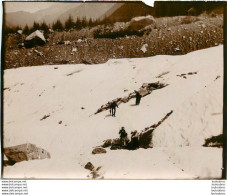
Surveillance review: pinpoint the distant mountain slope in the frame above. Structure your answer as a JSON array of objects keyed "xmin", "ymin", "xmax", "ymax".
[
  {"xmin": 106, "ymin": 1, "xmax": 224, "ymax": 22},
  {"xmin": 106, "ymin": 2, "xmax": 155, "ymax": 22},
  {"xmin": 35, "ymin": 3, "xmax": 82, "ymax": 24},
  {"xmin": 5, "ymin": 3, "xmax": 82, "ymax": 27},
  {"xmin": 5, "ymin": 2, "xmax": 122, "ymax": 27},
  {"xmin": 58, "ymin": 3, "xmax": 124, "ymax": 23},
  {"xmin": 5, "ymin": 11, "xmax": 35, "ymax": 27},
  {"xmin": 5, "ymin": 2, "xmax": 224, "ymax": 28}
]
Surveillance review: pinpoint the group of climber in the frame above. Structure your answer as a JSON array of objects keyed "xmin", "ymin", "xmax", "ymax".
[
  {"xmin": 109, "ymin": 90, "xmax": 142, "ymax": 117},
  {"xmin": 118, "ymin": 127, "xmax": 140, "ymax": 150}
]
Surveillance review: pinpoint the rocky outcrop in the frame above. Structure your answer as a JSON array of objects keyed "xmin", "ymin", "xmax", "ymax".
[
  {"xmin": 101, "ymin": 110, "xmax": 173, "ymax": 150},
  {"xmin": 24, "ymin": 30, "xmax": 46, "ymax": 48},
  {"xmin": 128, "ymin": 15, "xmax": 156, "ymax": 31},
  {"xmin": 84, "ymin": 162, "xmax": 94, "ymax": 171},
  {"xmin": 177, "ymin": 72, "xmax": 197, "ymax": 79},
  {"xmin": 4, "ymin": 143, "xmax": 51, "ymax": 164},
  {"xmin": 203, "ymin": 134, "xmax": 223, "ymax": 148},
  {"xmin": 92, "ymin": 147, "xmax": 107, "ymax": 154},
  {"xmin": 95, "ymin": 82, "xmax": 167, "ymax": 114}
]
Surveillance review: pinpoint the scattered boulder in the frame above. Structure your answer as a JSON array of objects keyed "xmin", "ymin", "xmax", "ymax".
[
  {"xmin": 138, "ymin": 129, "xmax": 154, "ymax": 149},
  {"xmin": 187, "ymin": 7, "xmax": 197, "ymax": 16},
  {"xmin": 64, "ymin": 41, "xmax": 71, "ymax": 45},
  {"xmin": 24, "ymin": 30, "xmax": 46, "ymax": 48},
  {"xmin": 102, "ymin": 139, "xmax": 112, "ymax": 148},
  {"xmin": 92, "ymin": 147, "xmax": 107, "ymax": 154},
  {"xmin": 215, "ymin": 75, "xmax": 221, "ymax": 81},
  {"xmin": 203, "ymin": 134, "xmax": 223, "ymax": 148},
  {"xmin": 82, "ymin": 59, "xmax": 92, "ymax": 65},
  {"xmin": 57, "ymin": 41, "xmax": 65, "ymax": 45},
  {"xmin": 18, "ymin": 43, "xmax": 25, "ymax": 49},
  {"xmin": 17, "ymin": 30, "xmax": 23, "ymax": 35},
  {"xmin": 72, "ymin": 48, "xmax": 77, "ymax": 52},
  {"xmin": 174, "ymin": 47, "xmax": 182, "ymax": 52},
  {"xmin": 4, "ymin": 143, "xmax": 51, "ymax": 164},
  {"xmin": 177, "ymin": 72, "xmax": 197, "ymax": 78},
  {"xmin": 34, "ymin": 50, "xmax": 43, "ymax": 56},
  {"xmin": 141, "ymin": 44, "xmax": 148, "ymax": 53},
  {"xmin": 40, "ymin": 114, "xmax": 50, "ymax": 121},
  {"xmin": 49, "ymin": 29, "xmax": 54, "ymax": 33},
  {"xmin": 85, "ymin": 162, "xmax": 94, "ymax": 171},
  {"xmin": 77, "ymin": 39, "xmax": 83, "ymax": 43},
  {"xmin": 128, "ymin": 15, "xmax": 155, "ymax": 31}
]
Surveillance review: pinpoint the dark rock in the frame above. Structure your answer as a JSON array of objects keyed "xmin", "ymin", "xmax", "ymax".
[
  {"xmin": 100, "ymin": 110, "xmax": 173, "ymax": 150},
  {"xmin": 138, "ymin": 129, "xmax": 154, "ymax": 149},
  {"xmin": 57, "ymin": 41, "xmax": 65, "ymax": 45},
  {"xmin": 110, "ymin": 145, "xmax": 124, "ymax": 150},
  {"xmin": 102, "ymin": 139, "xmax": 112, "ymax": 148},
  {"xmin": 92, "ymin": 148, "xmax": 107, "ymax": 154},
  {"xmin": 58, "ymin": 121, "xmax": 62, "ymax": 124},
  {"xmin": 18, "ymin": 43, "xmax": 25, "ymax": 49},
  {"xmin": 95, "ymin": 82, "xmax": 167, "ymax": 114},
  {"xmin": 121, "ymin": 97, "xmax": 128, "ymax": 103},
  {"xmin": 61, "ymin": 60, "xmax": 70, "ymax": 64},
  {"xmin": 24, "ymin": 30, "xmax": 46, "ymax": 48},
  {"xmin": 203, "ymin": 134, "xmax": 223, "ymax": 148},
  {"xmin": 85, "ymin": 162, "xmax": 94, "ymax": 171},
  {"xmin": 4, "ymin": 143, "xmax": 51, "ymax": 164},
  {"xmin": 40, "ymin": 115, "xmax": 50, "ymax": 121},
  {"xmin": 187, "ymin": 7, "xmax": 197, "ymax": 16},
  {"xmin": 138, "ymin": 88, "xmax": 150, "ymax": 97},
  {"xmin": 82, "ymin": 59, "xmax": 92, "ymax": 65}
]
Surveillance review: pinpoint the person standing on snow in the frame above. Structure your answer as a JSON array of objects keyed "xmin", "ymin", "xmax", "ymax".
[
  {"xmin": 119, "ymin": 127, "xmax": 128, "ymax": 146},
  {"xmin": 109, "ymin": 101, "xmax": 118, "ymax": 117},
  {"xmin": 135, "ymin": 91, "xmax": 142, "ymax": 105}
]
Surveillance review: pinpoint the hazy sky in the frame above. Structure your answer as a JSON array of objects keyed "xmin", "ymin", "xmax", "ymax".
[{"xmin": 4, "ymin": 2, "xmax": 55, "ymax": 13}]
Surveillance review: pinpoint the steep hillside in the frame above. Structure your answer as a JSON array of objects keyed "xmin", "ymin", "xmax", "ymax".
[
  {"xmin": 5, "ymin": 3, "xmax": 82, "ymax": 27},
  {"xmin": 4, "ymin": 11, "xmax": 35, "ymax": 27},
  {"xmin": 58, "ymin": 3, "xmax": 124, "ymax": 23},
  {"xmin": 107, "ymin": 2, "xmax": 155, "ymax": 22},
  {"xmin": 3, "ymin": 46, "xmax": 223, "ymax": 179}
]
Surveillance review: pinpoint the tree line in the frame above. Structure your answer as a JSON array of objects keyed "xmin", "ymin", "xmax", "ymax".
[{"xmin": 4, "ymin": 15, "xmax": 116, "ymax": 35}]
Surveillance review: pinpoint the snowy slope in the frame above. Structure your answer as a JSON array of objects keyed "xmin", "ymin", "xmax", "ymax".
[{"xmin": 3, "ymin": 46, "xmax": 223, "ymax": 179}]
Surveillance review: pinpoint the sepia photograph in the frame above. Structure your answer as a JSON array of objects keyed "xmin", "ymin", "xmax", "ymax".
[{"xmin": 1, "ymin": 1, "xmax": 224, "ymax": 179}]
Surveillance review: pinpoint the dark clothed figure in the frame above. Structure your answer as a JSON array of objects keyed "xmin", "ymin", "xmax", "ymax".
[
  {"xmin": 110, "ymin": 101, "xmax": 118, "ymax": 117},
  {"xmin": 135, "ymin": 91, "xmax": 142, "ymax": 105},
  {"xmin": 119, "ymin": 127, "xmax": 128, "ymax": 146}
]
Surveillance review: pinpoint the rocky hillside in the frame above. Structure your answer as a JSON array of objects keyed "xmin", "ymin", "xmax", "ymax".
[{"xmin": 3, "ymin": 14, "xmax": 223, "ymax": 69}]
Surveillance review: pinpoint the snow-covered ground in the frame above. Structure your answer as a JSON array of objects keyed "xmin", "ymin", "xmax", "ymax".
[{"xmin": 3, "ymin": 46, "xmax": 223, "ymax": 179}]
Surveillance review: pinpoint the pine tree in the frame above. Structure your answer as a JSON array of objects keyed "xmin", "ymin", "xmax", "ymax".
[
  {"xmin": 81, "ymin": 16, "xmax": 87, "ymax": 28},
  {"xmin": 65, "ymin": 15, "xmax": 75, "ymax": 30},
  {"xmin": 31, "ymin": 21, "xmax": 40, "ymax": 32},
  {"xmin": 75, "ymin": 17, "xmax": 82, "ymax": 30},
  {"xmin": 88, "ymin": 18, "xmax": 93, "ymax": 27},
  {"xmin": 40, "ymin": 21, "xmax": 49, "ymax": 34},
  {"xmin": 23, "ymin": 25, "xmax": 30, "ymax": 35},
  {"xmin": 52, "ymin": 20, "xmax": 64, "ymax": 31}
]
